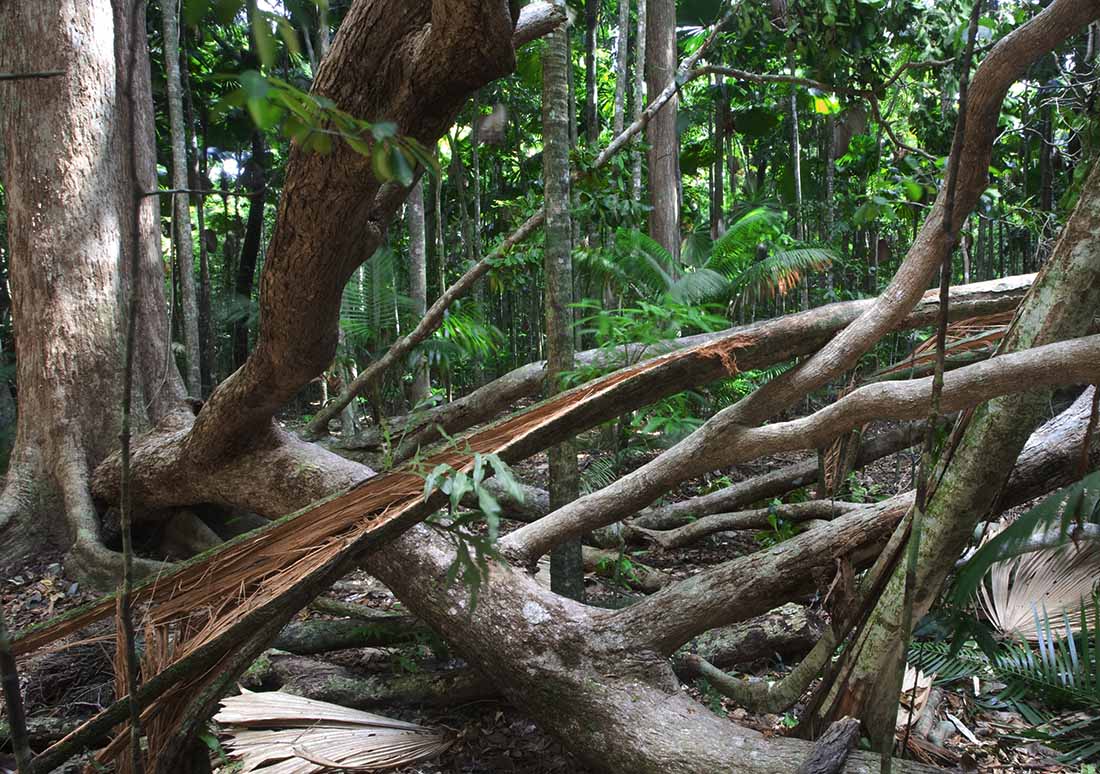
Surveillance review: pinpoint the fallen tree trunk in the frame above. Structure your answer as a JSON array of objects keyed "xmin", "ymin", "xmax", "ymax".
[
  {"xmin": 636, "ymin": 501, "xmax": 863, "ymax": 550},
  {"xmin": 272, "ymin": 614, "xmax": 422, "ymax": 654},
  {"xmin": 253, "ymin": 653, "xmax": 494, "ymax": 708},
  {"xmin": 674, "ymin": 604, "xmax": 825, "ymax": 673},
  {"xmin": 627, "ymin": 418, "xmax": 935, "ymax": 534},
  {"xmin": 339, "ymin": 278, "xmax": 1030, "ymax": 463}
]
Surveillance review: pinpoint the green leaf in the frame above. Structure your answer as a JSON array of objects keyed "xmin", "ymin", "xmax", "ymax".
[
  {"xmin": 423, "ymin": 463, "xmax": 452, "ymax": 501},
  {"xmin": 183, "ymin": 0, "xmax": 211, "ymax": 26},
  {"xmin": 251, "ymin": 8, "xmax": 277, "ymax": 69},
  {"xmin": 214, "ymin": 0, "xmax": 243, "ymax": 24},
  {"xmin": 273, "ymin": 17, "xmax": 301, "ymax": 57},
  {"xmin": 487, "ymin": 455, "xmax": 525, "ymax": 503},
  {"xmin": 448, "ymin": 470, "xmax": 472, "ymax": 511}
]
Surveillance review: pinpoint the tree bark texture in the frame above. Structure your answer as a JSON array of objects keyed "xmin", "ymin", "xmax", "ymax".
[
  {"xmin": 822, "ymin": 156, "xmax": 1100, "ymax": 739},
  {"xmin": 645, "ymin": 0, "xmax": 679, "ymax": 258},
  {"xmin": 0, "ymin": 0, "xmax": 188, "ymax": 579},
  {"xmin": 543, "ymin": 1, "xmax": 584, "ymax": 600},
  {"xmin": 161, "ymin": 0, "xmax": 203, "ymax": 395},
  {"xmin": 406, "ymin": 180, "xmax": 431, "ymax": 405}
]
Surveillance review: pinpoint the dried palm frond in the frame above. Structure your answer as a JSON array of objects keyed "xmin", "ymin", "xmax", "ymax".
[
  {"xmin": 896, "ymin": 663, "xmax": 935, "ymax": 730},
  {"xmin": 872, "ymin": 312, "xmax": 1012, "ymax": 380},
  {"xmin": 976, "ymin": 524, "xmax": 1100, "ymax": 641},
  {"xmin": 214, "ymin": 690, "xmax": 452, "ymax": 773}
]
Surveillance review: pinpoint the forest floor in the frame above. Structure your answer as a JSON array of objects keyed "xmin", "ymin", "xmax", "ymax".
[{"xmin": 0, "ymin": 424, "xmax": 1087, "ymax": 773}]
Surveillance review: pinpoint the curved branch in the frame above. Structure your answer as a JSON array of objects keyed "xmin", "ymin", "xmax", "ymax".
[
  {"xmin": 186, "ymin": 0, "xmax": 520, "ymax": 458},
  {"xmin": 636, "ymin": 501, "xmax": 862, "ymax": 550},
  {"xmin": 499, "ymin": 0, "xmax": 1100, "ymax": 566},
  {"xmin": 503, "ymin": 333, "xmax": 1100, "ymax": 563},
  {"xmin": 303, "ymin": 5, "xmax": 739, "ymax": 437}
]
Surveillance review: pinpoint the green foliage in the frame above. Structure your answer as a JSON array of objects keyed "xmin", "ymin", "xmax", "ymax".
[
  {"xmin": 754, "ymin": 500, "xmax": 802, "ymax": 548},
  {"xmin": 594, "ymin": 551, "xmax": 641, "ymax": 590},
  {"xmin": 845, "ymin": 473, "xmax": 885, "ymax": 504},
  {"xmin": 420, "ymin": 452, "xmax": 524, "ymax": 610},
  {"xmin": 608, "ymin": 207, "xmax": 834, "ymax": 308}
]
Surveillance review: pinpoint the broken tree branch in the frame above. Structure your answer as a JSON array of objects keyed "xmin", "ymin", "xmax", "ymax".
[{"xmin": 503, "ymin": 333, "xmax": 1100, "ymax": 563}]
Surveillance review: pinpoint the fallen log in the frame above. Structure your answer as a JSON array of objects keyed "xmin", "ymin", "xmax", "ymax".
[
  {"xmin": 674, "ymin": 604, "xmax": 825, "ymax": 673},
  {"xmin": 338, "ymin": 277, "xmax": 1031, "ymax": 463},
  {"xmin": 273, "ymin": 614, "xmax": 423, "ymax": 655},
  {"xmin": 254, "ymin": 652, "xmax": 494, "ymax": 708},
  {"xmin": 636, "ymin": 501, "xmax": 862, "ymax": 550},
  {"xmin": 796, "ymin": 717, "xmax": 861, "ymax": 774}
]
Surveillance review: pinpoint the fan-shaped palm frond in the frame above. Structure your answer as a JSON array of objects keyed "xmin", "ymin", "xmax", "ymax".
[
  {"xmin": 214, "ymin": 690, "xmax": 452, "ymax": 773},
  {"xmin": 976, "ymin": 528, "xmax": 1100, "ymax": 641},
  {"xmin": 955, "ymin": 470, "xmax": 1100, "ymax": 606}
]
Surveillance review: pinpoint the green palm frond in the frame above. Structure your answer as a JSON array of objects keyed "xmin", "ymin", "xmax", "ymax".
[
  {"xmin": 666, "ymin": 267, "xmax": 731, "ymax": 304},
  {"xmin": 731, "ymin": 247, "xmax": 835, "ymax": 303},
  {"xmin": 419, "ymin": 302, "xmax": 504, "ymax": 371},
  {"xmin": 989, "ymin": 597, "xmax": 1100, "ymax": 719},
  {"xmin": 709, "ymin": 206, "xmax": 783, "ymax": 275},
  {"xmin": 954, "ymin": 470, "xmax": 1100, "ymax": 606},
  {"xmin": 581, "ymin": 456, "xmax": 619, "ymax": 495},
  {"xmin": 613, "ymin": 228, "xmax": 682, "ymax": 296},
  {"xmin": 340, "ymin": 248, "xmax": 415, "ymax": 348}
]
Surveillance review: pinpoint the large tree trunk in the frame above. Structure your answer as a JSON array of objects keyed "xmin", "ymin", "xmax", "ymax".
[
  {"xmin": 645, "ymin": 0, "xmax": 679, "ymax": 258},
  {"xmin": 10, "ymin": 2, "xmax": 1100, "ymax": 773},
  {"xmin": 543, "ymin": 0, "xmax": 584, "ymax": 600},
  {"xmin": 0, "ymin": 0, "xmax": 188, "ymax": 581}
]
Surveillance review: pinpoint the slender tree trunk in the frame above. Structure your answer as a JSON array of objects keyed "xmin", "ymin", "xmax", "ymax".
[
  {"xmin": 645, "ymin": 0, "xmax": 679, "ymax": 259},
  {"xmin": 407, "ymin": 180, "xmax": 431, "ymax": 405},
  {"xmin": 162, "ymin": 0, "xmax": 202, "ymax": 395},
  {"xmin": 711, "ymin": 74, "xmax": 726, "ymax": 239},
  {"xmin": 585, "ymin": 0, "xmax": 601, "ymax": 145},
  {"xmin": 232, "ymin": 130, "xmax": 266, "ymax": 369},
  {"xmin": 788, "ymin": 71, "xmax": 806, "ymax": 309},
  {"xmin": 612, "ymin": 0, "xmax": 630, "ymax": 137},
  {"xmin": 543, "ymin": 0, "xmax": 584, "ymax": 601},
  {"xmin": 182, "ymin": 41, "xmax": 214, "ymax": 396},
  {"xmin": 631, "ymin": 0, "xmax": 646, "ymax": 201},
  {"xmin": 823, "ymin": 113, "xmax": 836, "ymax": 297}
]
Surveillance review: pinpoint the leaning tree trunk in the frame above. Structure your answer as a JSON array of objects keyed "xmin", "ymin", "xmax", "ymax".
[
  {"xmin": 818, "ymin": 157, "xmax": 1100, "ymax": 742},
  {"xmin": 645, "ymin": 0, "xmax": 678, "ymax": 258},
  {"xmin": 543, "ymin": 0, "xmax": 584, "ymax": 600},
  {"xmin": 0, "ymin": 0, "xmax": 188, "ymax": 582}
]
